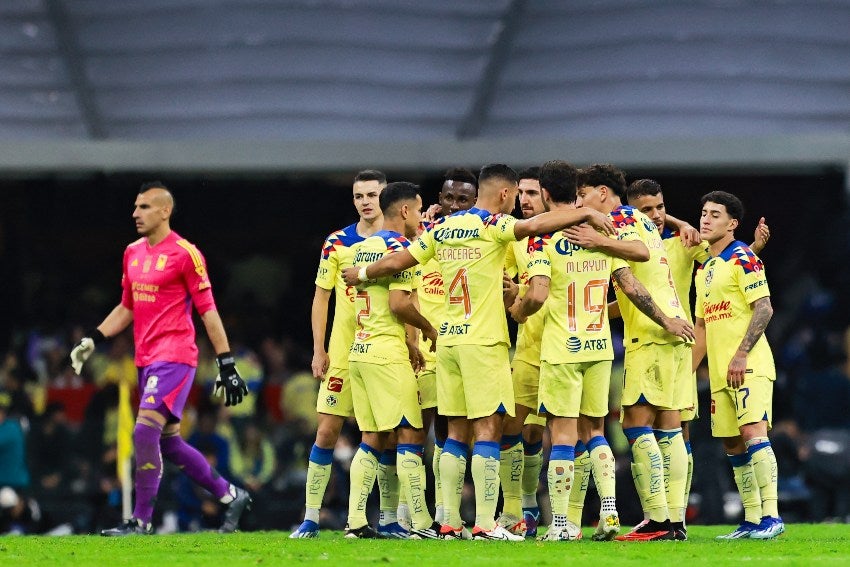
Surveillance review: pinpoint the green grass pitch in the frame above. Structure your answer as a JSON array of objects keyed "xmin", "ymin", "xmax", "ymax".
[{"xmin": 2, "ymin": 525, "xmax": 849, "ymax": 566}]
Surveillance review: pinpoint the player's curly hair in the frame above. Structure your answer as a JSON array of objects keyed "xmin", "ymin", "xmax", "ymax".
[
  {"xmin": 539, "ymin": 161, "xmax": 578, "ymax": 204},
  {"xmin": 577, "ymin": 164, "xmax": 627, "ymax": 198}
]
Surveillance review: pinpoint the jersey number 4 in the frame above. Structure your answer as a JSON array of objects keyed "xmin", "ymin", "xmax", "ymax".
[{"xmin": 448, "ymin": 268, "xmax": 472, "ymax": 319}]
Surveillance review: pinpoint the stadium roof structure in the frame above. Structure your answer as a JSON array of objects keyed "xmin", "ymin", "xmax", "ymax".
[{"xmin": 0, "ymin": 0, "xmax": 849, "ymax": 176}]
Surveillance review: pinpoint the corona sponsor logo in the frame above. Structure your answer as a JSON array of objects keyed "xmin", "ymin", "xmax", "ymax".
[{"xmin": 433, "ymin": 227, "xmax": 480, "ymax": 242}]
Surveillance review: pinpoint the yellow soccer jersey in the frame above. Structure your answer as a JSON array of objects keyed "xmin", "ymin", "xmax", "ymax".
[
  {"xmin": 410, "ymin": 207, "xmax": 518, "ymax": 347},
  {"xmin": 695, "ymin": 240, "xmax": 775, "ymax": 393},
  {"xmin": 506, "ymin": 238, "xmax": 546, "ymax": 366},
  {"xmin": 415, "ymin": 254, "xmax": 444, "ymax": 365},
  {"xmin": 661, "ymin": 226, "xmax": 710, "ymax": 323},
  {"xmin": 315, "ymin": 222, "xmax": 366, "ymax": 368},
  {"xmin": 348, "ymin": 231, "xmax": 416, "ymax": 365},
  {"xmin": 609, "ymin": 206, "xmax": 689, "ymax": 351},
  {"xmin": 527, "ymin": 232, "xmax": 614, "ymax": 364}
]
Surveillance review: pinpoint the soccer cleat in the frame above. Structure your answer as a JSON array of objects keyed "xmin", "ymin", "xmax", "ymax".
[
  {"xmin": 471, "ymin": 524, "xmax": 525, "ymax": 541},
  {"xmin": 496, "ymin": 513, "xmax": 527, "ymax": 537},
  {"xmin": 615, "ymin": 519, "xmax": 675, "ymax": 541},
  {"xmin": 522, "ymin": 507, "xmax": 541, "ymax": 538},
  {"xmin": 410, "ymin": 521, "xmax": 443, "ymax": 540},
  {"xmin": 672, "ymin": 521, "xmax": 687, "ymax": 541},
  {"xmin": 715, "ymin": 521, "xmax": 763, "ymax": 540},
  {"xmin": 377, "ymin": 521, "xmax": 410, "ymax": 539},
  {"xmin": 219, "ymin": 487, "xmax": 252, "ymax": 533},
  {"xmin": 344, "ymin": 524, "xmax": 384, "ymax": 538},
  {"xmin": 749, "ymin": 516, "xmax": 785, "ymax": 540},
  {"xmin": 289, "ymin": 519, "xmax": 320, "ymax": 539},
  {"xmin": 438, "ymin": 523, "xmax": 464, "ymax": 540},
  {"xmin": 592, "ymin": 512, "xmax": 621, "ymax": 541},
  {"xmin": 538, "ymin": 522, "xmax": 582, "ymax": 541},
  {"xmin": 101, "ymin": 518, "xmax": 153, "ymax": 537}
]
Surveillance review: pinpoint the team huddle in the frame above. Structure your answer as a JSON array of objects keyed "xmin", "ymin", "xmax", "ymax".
[{"xmin": 292, "ymin": 161, "xmax": 784, "ymax": 542}]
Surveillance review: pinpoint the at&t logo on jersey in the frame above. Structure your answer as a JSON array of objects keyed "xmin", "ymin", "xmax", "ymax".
[{"xmin": 566, "ymin": 337, "xmax": 609, "ymax": 353}]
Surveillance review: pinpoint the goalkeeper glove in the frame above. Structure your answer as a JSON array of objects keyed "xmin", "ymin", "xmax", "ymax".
[
  {"xmin": 214, "ymin": 353, "xmax": 248, "ymax": 407},
  {"xmin": 70, "ymin": 329, "xmax": 106, "ymax": 375}
]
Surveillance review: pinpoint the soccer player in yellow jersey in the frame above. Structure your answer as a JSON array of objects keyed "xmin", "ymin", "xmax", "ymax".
[
  {"xmin": 626, "ymin": 179, "xmax": 770, "ymax": 536},
  {"xmin": 565, "ymin": 164, "xmax": 695, "ymax": 541},
  {"xmin": 415, "ymin": 168, "xmax": 478, "ymax": 525},
  {"xmin": 345, "ymin": 182, "xmax": 443, "ymax": 539},
  {"xmin": 343, "ymin": 163, "xmax": 615, "ymax": 541},
  {"xmin": 514, "ymin": 161, "xmax": 685, "ymax": 541},
  {"xmin": 290, "ymin": 170, "xmax": 385, "ymax": 539},
  {"xmin": 692, "ymin": 191, "xmax": 783, "ymax": 540},
  {"xmin": 498, "ymin": 167, "xmax": 550, "ymax": 537}
]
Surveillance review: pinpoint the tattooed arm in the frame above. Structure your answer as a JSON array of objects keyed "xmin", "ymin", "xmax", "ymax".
[
  {"xmin": 727, "ymin": 296, "xmax": 773, "ymax": 388},
  {"xmin": 612, "ymin": 267, "xmax": 695, "ymax": 341}
]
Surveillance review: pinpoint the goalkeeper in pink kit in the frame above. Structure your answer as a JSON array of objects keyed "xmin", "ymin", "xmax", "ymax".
[{"xmin": 70, "ymin": 181, "xmax": 251, "ymax": 535}]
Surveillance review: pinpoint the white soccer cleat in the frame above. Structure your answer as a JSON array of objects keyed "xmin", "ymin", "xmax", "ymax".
[
  {"xmin": 496, "ymin": 513, "xmax": 527, "ymax": 537},
  {"xmin": 538, "ymin": 521, "xmax": 582, "ymax": 541},
  {"xmin": 592, "ymin": 512, "xmax": 621, "ymax": 541},
  {"xmin": 471, "ymin": 524, "xmax": 525, "ymax": 541}
]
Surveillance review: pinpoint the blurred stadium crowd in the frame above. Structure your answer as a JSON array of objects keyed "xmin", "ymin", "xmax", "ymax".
[{"xmin": 1, "ymin": 303, "xmax": 849, "ymax": 534}]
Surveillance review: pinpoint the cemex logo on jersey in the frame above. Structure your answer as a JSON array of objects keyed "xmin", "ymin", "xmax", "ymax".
[{"xmin": 327, "ymin": 376, "xmax": 344, "ymax": 393}]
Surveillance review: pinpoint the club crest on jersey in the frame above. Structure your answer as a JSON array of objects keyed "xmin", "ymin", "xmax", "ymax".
[{"xmin": 155, "ymin": 254, "xmax": 168, "ymax": 271}]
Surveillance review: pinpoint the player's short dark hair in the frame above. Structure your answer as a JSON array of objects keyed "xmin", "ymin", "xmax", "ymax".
[
  {"xmin": 478, "ymin": 163, "xmax": 518, "ymax": 186},
  {"xmin": 626, "ymin": 179, "xmax": 663, "ymax": 202},
  {"xmin": 517, "ymin": 166, "xmax": 540, "ymax": 181},
  {"xmin": 139, "ymin": 180, "xmax": 175, "ymax": 215},
  {"xmin": 539, "ymin": 160, "xmax": 578, "ymax": 204},
  {"xmin": 139, "ymin": 180, "xmax": 169, "ymax": 194},
  {"xmin": 354, "ymin": 169, "xmax": 387, "ymax": 184},
  {"xmin": 577, "ymin": 164, "xmax": 627, "ymax": 198},
  {"xmin": 443, "ymin": 167, "xmax": 478, "ymax": 188},
  {"xmin": 380, "ymin": 181, "xmax": 420, "ymax": 215},
  {"xmin": 701, "ymin": 190, "xmax": 745, "ymax": 222}
]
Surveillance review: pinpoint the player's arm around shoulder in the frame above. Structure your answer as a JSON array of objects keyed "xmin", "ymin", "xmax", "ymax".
[
  {"xmin": 513, "ymin": 208, "xmax": 614, "ymax": 240},
  {"xmin": 563, "ymin": 226, "xmax": 650, "ymax": 261}
]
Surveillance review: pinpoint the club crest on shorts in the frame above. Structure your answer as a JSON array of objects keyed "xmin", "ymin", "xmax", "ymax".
[{"xmin": 325, "ymin": 395, "xmax": 338, "ymax": 407}]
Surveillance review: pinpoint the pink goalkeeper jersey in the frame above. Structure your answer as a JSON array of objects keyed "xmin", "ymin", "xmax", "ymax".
[{"xmin": 120, "ymin": 231, "xmax": 217, "ymax": 367}]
